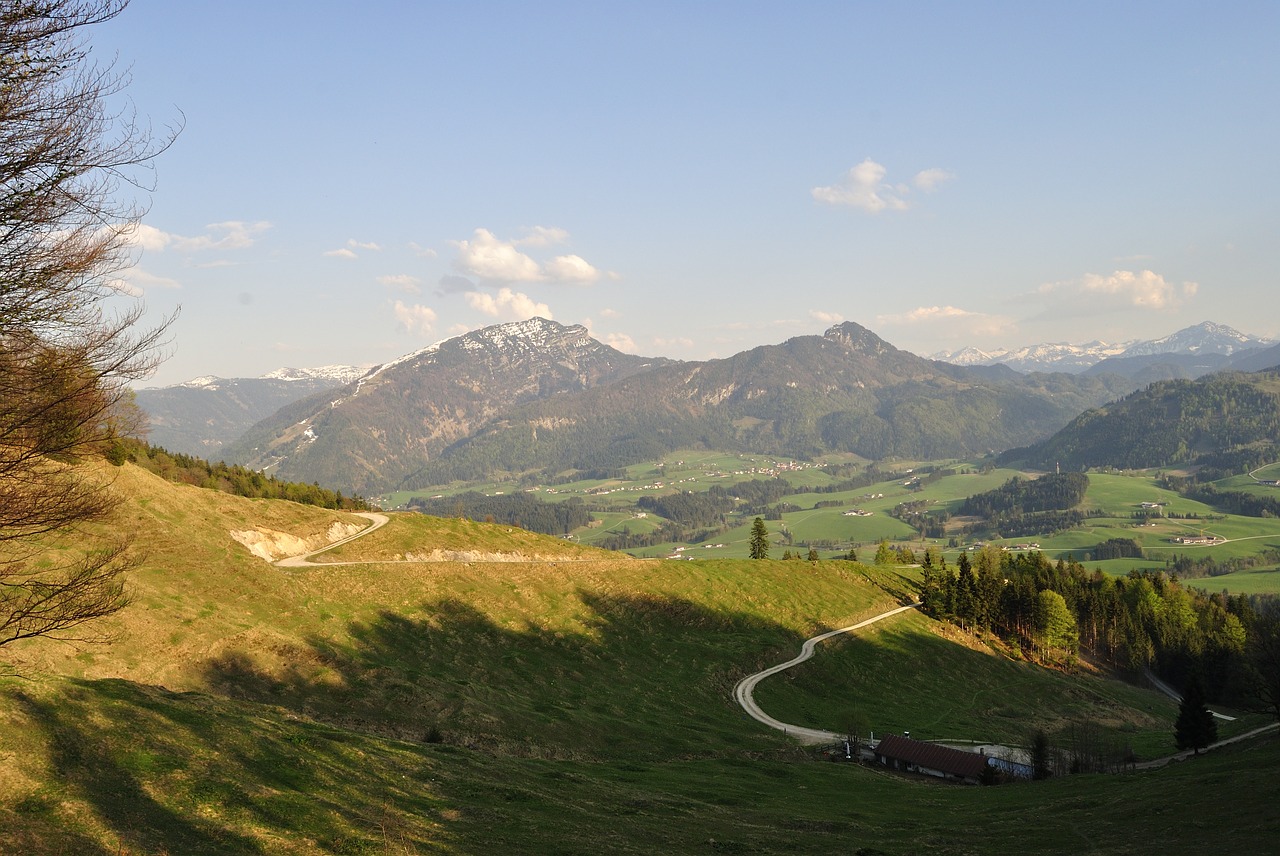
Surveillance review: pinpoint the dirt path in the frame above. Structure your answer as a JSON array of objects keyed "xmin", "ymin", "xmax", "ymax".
[
  {"xmin": 732, "ymin": 603, "xmax": 919, "ymax": 744},
  {"xmin": 275, "ymin": 512, "xmax": 389, "ymax": 567}
]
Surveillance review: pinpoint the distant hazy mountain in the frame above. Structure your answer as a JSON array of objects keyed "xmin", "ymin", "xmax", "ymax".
[
  {"xmin": 931, "ymin": 322, "xmax": 1272, "ymax": 375},
  {"xmin": 134, "ymin": 365, "xmax": 369, "ymax": 457},
  {"xmin": 224, "ymin": 318, "xmax": 1138, "ymax": 496}
]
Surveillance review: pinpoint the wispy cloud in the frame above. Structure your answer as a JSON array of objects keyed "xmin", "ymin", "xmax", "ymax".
[
  {"xmin": 809, "ymin": 309, "xmax": 844, "ymax": 324},
  {"xmin": 126, "ymin": 220, "xmax": 272, "ymax": 253},
  {"xmin": 812, "ymin": 159, "xmax": 952, "ymax": 212},
  {"xmin": 912, "ymin": 168, "xmax": 955, "ymax": 192},
  {"xmin": 877, "ymin": 305, "xmax": 1014, "ymax": 336},
  {"xmin": 109, "ymin": 267, "xmax": 181, "ymax": 295},
  {"xmin": 513, "ymin": 226, "xmax": 569, "ymax": 247},
  {"xmin": 173, "ymin": 221, "xmax": 272, "ymax": 252},
  {"xmin": 323, "ymin": 248, "xmax": 358, "ymax": 259},
  {"xmin": 378, "ymin": 274, "xmax": 421, "ymax": 294}
]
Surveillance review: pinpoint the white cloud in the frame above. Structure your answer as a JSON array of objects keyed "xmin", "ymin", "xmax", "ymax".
[
  {"xmin": 600, "ymin": 307, "xmax": 621, "ymax": 319},
  {"xmin": 379, "ymin": 274, "xmax": 421, "ymax": 293},
  {"xmin": 913, "ymin": 168, "xmax": 955, "ymax": 192},
  {"xmin": 514, "ymin": 226, "xmax": 569, "ymax": 247},
  {"xmin": 108, "ymin": 267, "xmax": 181, "ymax": 295},
  {"xmin": 813, "ymin": 159, "xmax": 952, "ymax": 212},
  {"xmin": 544, "ymin": 254, "xmax": 600, "ymax": 284},
  {"xmin": 453, "ymin": 228, "xmax": 543, "ymax": 281},
  {"xmin": 393, "ymin": 300, "xmax": 437, "ymax": 334},
  {"xmin": 1039, "ymin": 270, "xmax": 1197, "ymax": 310},
  {"xmin": 172, "ymin": 221, "xmax": 272, "ymax": 252},
  {"xmin": 465, "ymin": 287, "xmax": 552, "ymax": 321},
  {"xmin": 125, "ymin": 223, "xmax": 174, "ymax": 252},
  {"xmin": 122, "ymin": 220, "xmax": 271, "ymax": 253},
  {"xmin": 348, "ymin": 239, "xmax": 381, "ymax": 251},
  {"xmin": 604, "ymin": 332, "xmax": 636, "ymax": 352},
  {"xmin": 877, "ymin": 305, "xmax": 1013, "ymax": 336},
  {"xmin": 447, "ymin": 323, "xmax": 470, "ymax": 336},
  {"xmin": 809, "ymin": 309, "xmax": 844, "ymax": 324},
  {"xmin": 449, "ymin": 227, "xmax": 607, "ymax": 284},
  {"xmin": 108, "ymin": 278, "xmax": 144, "ymax": 297},
  {"xmin": 409, "ymin": 242, "xmax": 438, "ymax": 259},
  {"xmin": 812, "ymin": 159, "xmax": 909, "ymax": 212},
  {"xmin": 324, "ymin": 248, "xmax": 358, "ymax": 259}
]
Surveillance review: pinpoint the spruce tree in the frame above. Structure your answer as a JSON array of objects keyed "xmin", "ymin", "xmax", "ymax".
[
  {"xmin": 1174, "ymin": 675, "xmax": 1217, "ymax": 755},
  {"xmin": 749, "ymin": 517, "xmax": 770, "ymax": 560}
]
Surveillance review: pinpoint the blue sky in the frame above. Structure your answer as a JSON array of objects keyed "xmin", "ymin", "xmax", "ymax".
[{"xmin": 94, "ymin": 1, "xmax": 1279, "ymax": 386}]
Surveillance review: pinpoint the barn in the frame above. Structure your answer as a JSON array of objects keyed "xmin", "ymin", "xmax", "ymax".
[{"xmin": 873, "ymin": 734, "xmax": 992, "ymax": 785}]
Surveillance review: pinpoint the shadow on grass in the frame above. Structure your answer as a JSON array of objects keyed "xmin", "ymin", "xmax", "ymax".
[
  {"xmin": 5, "ymin": 590, "xmax": 906, "ymax": 853},
  {"xmin": 201, "ymin": 591, "xmax": 846, "ymax": 760},
  {"xmin": 8, "ymin": 678, "xmax": 451, "ymax": 855}
]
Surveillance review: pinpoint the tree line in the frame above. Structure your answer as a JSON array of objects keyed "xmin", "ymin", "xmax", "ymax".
[
  {"xmin": 122, "ymin": 440, "xmax": 371, "ymax": 510},
  {"xmin": 920, "ymin": 549, "xmax": 1279, "ymax": 721}
]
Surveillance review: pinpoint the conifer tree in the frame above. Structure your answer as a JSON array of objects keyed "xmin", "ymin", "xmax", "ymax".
[
  {"xmin": 749, "ymin": 517, "xmax": 769, "ymax": 560},
  {"xmin": 1174, "ymin": 674, "xmax": 1217, "ymax": 755}
]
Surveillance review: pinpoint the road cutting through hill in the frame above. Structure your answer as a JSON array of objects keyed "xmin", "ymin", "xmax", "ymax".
[
  {"xmin": 732, "ymin": 603, "xmax": 920, "ymax": 744},
  {"xmin": 275, "ymin": 512, "xmax": 389, "ymax": 567}
]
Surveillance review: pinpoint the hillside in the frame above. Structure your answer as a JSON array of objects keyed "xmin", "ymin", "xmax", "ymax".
[
  {"xmin": 1004, "ymin": 368, "xmax": 1280, "ymax": 472},
  {"xmin": 5, "ymin": 463, "xmax": 1277, "ymax": 853}
]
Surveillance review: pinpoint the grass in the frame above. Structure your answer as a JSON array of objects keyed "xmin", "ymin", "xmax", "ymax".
[
  {"xmin": 4, "ymin": 462, "xmax": 1279, "ymax": 853},
  {"xmin": 4, "ymin": 675, "xmax": 1277, "ymax": 855}
]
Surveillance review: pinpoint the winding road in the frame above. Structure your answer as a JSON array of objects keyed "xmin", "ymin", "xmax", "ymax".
[
  {"xmin": 274, "ymin": 512, "xmax": 389, "ymax": 568},
  {"xmin": 732, "ymin": 603, "xmax": 920, "ymax": 744}
]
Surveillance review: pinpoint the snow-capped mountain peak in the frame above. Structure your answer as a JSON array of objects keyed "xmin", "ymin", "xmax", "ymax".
[{"xmin": 262, "ymin": 365, "xmax": 371, "ymax": 384}]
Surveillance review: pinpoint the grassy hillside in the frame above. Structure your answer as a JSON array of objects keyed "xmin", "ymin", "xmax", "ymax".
[{"xmin": 4, "ymin": 463, "xmax": 1277, "ymax": 853}]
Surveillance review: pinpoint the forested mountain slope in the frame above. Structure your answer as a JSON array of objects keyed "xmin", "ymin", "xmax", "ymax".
[{"xmin": 1001, "ymin": 368, "xmax": 1280, "ymax": 472}]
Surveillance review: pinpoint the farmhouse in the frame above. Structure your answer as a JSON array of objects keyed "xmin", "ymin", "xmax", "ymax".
[
  {"xmin": 873, "ymin": 734, "xmax": 991, "ymax": 785},
  {"xmin": 1172, "ymin": 535, "xmax": 1223, "ymax": 545}
]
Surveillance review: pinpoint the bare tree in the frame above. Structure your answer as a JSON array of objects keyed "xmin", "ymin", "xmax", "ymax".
[{"xmin": 1, "ymin": 0, "xmax": 177, "ymax": 648}]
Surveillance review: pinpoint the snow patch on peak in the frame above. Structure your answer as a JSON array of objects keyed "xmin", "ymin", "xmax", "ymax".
[
  {"xmin": 180, "ymin": 375, "xmax": 222, "ymax": 389},
  {"xmin": 263, "ymin": 365, "xmax": 370, "ymax": 384}
]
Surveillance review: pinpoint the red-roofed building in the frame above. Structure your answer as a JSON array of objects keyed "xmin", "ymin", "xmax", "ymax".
[{"xmin": 873, "ymin": 734, "xmax": 991, "ymax": 785}]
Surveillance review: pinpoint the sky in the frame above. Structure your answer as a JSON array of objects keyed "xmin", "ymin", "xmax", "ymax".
[{"xmin": 88, "ymin": 1, "xmax": 1279, "ymax": 387}]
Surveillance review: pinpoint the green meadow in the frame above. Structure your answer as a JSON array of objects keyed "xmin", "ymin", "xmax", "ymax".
[{"xmin": 6, "ymin": 462, "xmax": 1276, "ymax": 853}]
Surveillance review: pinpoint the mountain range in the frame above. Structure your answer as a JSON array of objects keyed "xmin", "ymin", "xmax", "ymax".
[
  {"xmin": 930, "ymin": 321, "xmax": 1274, "ymax": 375},
  {"xmin": 214, "ymin": 318, "xmax": 1142, "ymax": 496},
  {"xmin": 136, "ymin": 318, "xmax": 1280, "ymax": 497}
]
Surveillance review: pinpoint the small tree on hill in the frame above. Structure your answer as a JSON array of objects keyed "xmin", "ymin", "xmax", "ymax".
[
  {"xmin": 1174, "ymin": 674, "xmax": 1217, "ymax": 755},
  {"xmin": 807, "ymin": 547, "xmax": 819, "ymax": 562},
  {"xmin": 749, "ymin": 517, "xmax": 769, "ymax": 560}
]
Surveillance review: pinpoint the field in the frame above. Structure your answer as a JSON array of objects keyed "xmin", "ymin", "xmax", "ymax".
[
  {"xmin": 4, "ymin": 463, "xmax": 1278, "ymax": 853},
  {"xmin": 382, "ymin": 450, "xmax": 1280, "ymax": 593}
]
